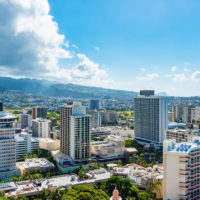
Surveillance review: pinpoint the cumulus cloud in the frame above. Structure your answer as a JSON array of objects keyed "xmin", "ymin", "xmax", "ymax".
[
  {"xmin": 173, "ymin": 73, "xmax": 187, "ymax": 82},
  {"xmin": 171, "ymin": 66, "xmax": 177, "ymax": 71},
  {"xmin": 72, "ymin": 44, "xmax": 79, "ymax": 49},
  {"xmin": 191, "ymin": 71, "xmax": 200, "ymax": 81},
  {"xmin": 0, "ymin": 0, "xmax": 110, "ymax": 87},
  {"xmin": 43, "ymin": 53, "xmax": 111, "ymax": 86},
  {"xmin": 0, "ymin": 0, "xmax": 72, "ymax": 77},
  {"xmin": 136, "ymin": 73, "xmax": 159, "ymax": 81}
]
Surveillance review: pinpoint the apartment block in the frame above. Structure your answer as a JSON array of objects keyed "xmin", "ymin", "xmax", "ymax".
[
  {"xmin": 91, "ymin": 135, "xmax": 125, "ymax": 159},
  {"xmin": 191, "ymin": 107, "xmax": 200, "ymax": 124},
  {"xmin": 134, "ymin": 90, "xmax": 168, "ymax": 144},
  {"xmin": 32, "ymin": 118, "xmax": 51, "ymax": 138},
  {"xmin": 0, "ymin": 109, "xmax": 17, "ymax": 179},
  {"xmin": 19, "ymin": 114, "xmax": 31, "ymax": 129},
  {"xmin": 15, "ymin": 132, "xmax": 39, "ymax": 161},
  {"xmin": 163, "ymin": 139, "xmax": 200, "ymax": 200},
  {"xmin": 60, "ymin": 102, "xmax": 91, "ymax": 161},
  {"xmin": 89, "ymin": 100, "xmax": 100, "ymax": 110},
  {"xmin": 32, "ymin": 106, "xmax": 48, "ymax": 119}
]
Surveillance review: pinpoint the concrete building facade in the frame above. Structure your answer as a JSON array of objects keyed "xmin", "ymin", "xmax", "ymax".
[
  {"xmin": 15, "ymin": 132, "xmax": 39, "ymax": 161},
  {"xmin": 32, "ymin": 106, "xmax": 47, "ymax": 120},
  {"xmin": 0, "ymin": 110, "xmax": 17, "ymax": 179},
  {"xmin": 89, "ymin": 100, "xmax": 100, "ymax": 110},
  {"xmin": 163, "ymin": 139, "xmax": 200, "ymax": 200},
  {"xmin": 60, "ymin": 102, "xmax": 91, "ymax": 161},
  {"xmin": 134, "ymin": 90, "xmax": 168, "ymax": 144},
  {"xmin": 32, "ymin": 118, "xmax": 51, "ymax": 138},
  {"xmin": 91, "ymin": 135, "xmax": 125, "ymax": 159},
  {"xmin": 19, "ymin": 114, "xmax": 31, "ymax": 129}
]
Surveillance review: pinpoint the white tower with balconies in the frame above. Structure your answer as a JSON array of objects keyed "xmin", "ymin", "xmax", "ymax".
[
  {"xmin": 163, "ymin": 138, "xmax": 200, "ymax": 200},
  {"xmin": 0, "ymin": 108, "xmax": 17, "ymax": 179}
]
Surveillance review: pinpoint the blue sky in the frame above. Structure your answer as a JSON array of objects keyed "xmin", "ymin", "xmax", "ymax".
[
  {"xmin": 1, "ymin": 0, "xmax": 200, "ymax": 96},
  {"xmin": 48, "ymin": 0, "xmax": 200, "ymax": 96}
]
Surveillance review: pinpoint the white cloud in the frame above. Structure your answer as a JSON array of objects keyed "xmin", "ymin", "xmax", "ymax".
[
  {"xmin": 191, "ymin": 71, "xmax": 200, "ymax": 81},
  {"xmin": 45, "ymin": 54, "xmax": 112, "ymax": 87},
  {"xmin": 173, "ymin": 73, "xmax": 187, "ymax": 82},
  {"xmin": 0, "ymin": 0, "xmax": 71, "ymax": 77},
  {"xmin": 64, "ymin": 41, "xmax": 70, "ymax": 48},
  {"xmin": 171, "ymin": 66, "xmax": 177, "ymax": 71},
  {"xmin": 184, "ymin": 68, "xmax": 189, "ymax": 72},
  {"xmin": 136, "ymin": 73, "xmax": 159, "ymax": 81},
  {"xmin": 0, "ymin": 0, "xmax": 111, "ymax": 87},
  {"xmin": 95, "ymin": 46, "xmax": 100, "ymax": 51},
  {"xmin": 72, "ymin": 44, "xmax": 79, "ymax": 48},
  {"xmin": 140, "ymin": 67, "xmax": 146, "ymax": 72}
]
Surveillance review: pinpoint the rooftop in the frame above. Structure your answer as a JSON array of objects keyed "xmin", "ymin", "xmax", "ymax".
[
  {"xmin": 164, "ymin": 138, "xmax": 200, "ymax": 154},
  {"xmin": 16, "ymin": 158, "xmax": 54, "ymax": 170},
  {"xmin": 6, "ymin": 170, "xmax": 111, "ymax": 197},
  {"xmin": 0, "ymin": 112, "xmax": 16, "ymax": 120}
]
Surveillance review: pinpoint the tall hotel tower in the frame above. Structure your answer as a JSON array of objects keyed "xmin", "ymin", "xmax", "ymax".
[
  {"xmin": 134, "ymin": 90, "xmax": 168, "ymax": 145},
  {"xmin": 60, "ymin": 102, "xmax": 91, "ymax": 161},
  {"xmin": 164, "ymin": 138, "xmax": 200, "ymax": 200},
  {"xmin": 0, "ymin": 103, "xmax": 16, "ymax": 179}
]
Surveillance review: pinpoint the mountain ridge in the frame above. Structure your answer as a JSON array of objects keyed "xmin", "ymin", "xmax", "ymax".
[{"xmin": 0, "ymin": 77, "xmax": 138, "ymax": 99}]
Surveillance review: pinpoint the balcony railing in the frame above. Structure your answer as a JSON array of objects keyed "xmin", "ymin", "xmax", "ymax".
[{"xmin": 179, "ymin": 194, "xmax": 188, "ymax": 199}]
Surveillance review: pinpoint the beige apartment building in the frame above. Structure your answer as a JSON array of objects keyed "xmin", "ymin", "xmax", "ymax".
[
  {"xmin": 60, "ymin": 102, "xmax": 91, "ymax": 161},
  {"xmin": 91, "ymin": 135, "xmax": 125, "ymax": 159},
  {"xmin": 163, "ymin": 139, "xmax": 200, "ymax": 200}
]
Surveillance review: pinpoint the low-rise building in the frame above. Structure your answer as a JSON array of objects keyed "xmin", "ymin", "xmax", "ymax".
[
  {"xmin": 91, "ymin": 135, "xmax": 125, "ymax": 159},
  {"xmin": 38, "ymin": 138, "xmax": 60, "ymax": 151},
  {"xmin": 4, "ymin": 169, "xmax": 111, "ymax": 197},
  {"xmin": 166, "ymin": 128, "xmax": 200, "ymax": 143},
  {"xmin": 113, "ymin": 163, "xmax": 163, "ymax": 188},
  {"xmin": 16, "ymin": 158, "xmax": 54, "ymax": 175}
]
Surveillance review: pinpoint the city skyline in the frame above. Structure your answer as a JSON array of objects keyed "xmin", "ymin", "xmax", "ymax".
[{"xmin": 1, "ymin": 0, "xmax": 200, "ymax": 96}]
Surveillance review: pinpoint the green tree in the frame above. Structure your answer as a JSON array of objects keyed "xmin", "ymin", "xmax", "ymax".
[
  {"xmin": 138, "ymin": 192, "xmax": 155, "ymax": 200},
  {"xmin": 117, "ymin": 160, "xmax": 123, "ymax": 167},
  {"xmin": 62, "ymin": 185, "xmax": 109, "ymax": 200},
  {"xmin": 100, "ymin": 176, "xmax": 133, "ymax": 199}
]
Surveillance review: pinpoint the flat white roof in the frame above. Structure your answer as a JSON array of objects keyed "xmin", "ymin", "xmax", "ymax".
[{"xmin": 17, "ymin": 158, "xmax": 54, "ymax": 170}]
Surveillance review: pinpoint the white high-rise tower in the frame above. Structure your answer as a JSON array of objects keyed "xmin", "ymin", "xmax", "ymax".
[
  {"xmin": 0, "ymin": 105, "xmax": 17, "ymax": 179},
  {"xmin": 134, "ymin": 90, "xmax": 168, "ymax": 145}
]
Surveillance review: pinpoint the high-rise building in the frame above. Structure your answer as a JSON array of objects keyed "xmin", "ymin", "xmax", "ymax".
[
  {"xmin": 99, "ymin": 111, "xmax": 118, "ymax": 124},
  {"xmin": 19, "ymin": 114, "xmax": 31, "ymax": 129},
  {"xmin": 134, "ymin": 90, "xmax": 168, "ymax": 144},
  {"xmin": 87, "ymin": 110, "xmax": 102, "ymax": 127},
  {"xmin": 191, "ymin": 107, "xmax": 200, "ymax": 123},
  {"xmin": 32, "ymin": 106, "xmax": 48, "ymax": 119},
  {"xmin": 89, "ymin": 100, "xmax": 100, "ymax": 110},
  {"xmin": 0, "ymin": 102, "xmax": 3, "ymax": 112},
  {"xmin": 182, "ymin": 105, "xmax": 195, "ymax": 123},
  {"xmin": 0, "ymin": 107, "xmax": 17, "ymax": 179},
  {"xmin": 168, "ymin": 111, "xmax": 174, "ymax": 122},
  {"xmin": 15, "ymin": 132, "xmax": 39, "ymax": 161},
  {"xmin": 173, "ymin": 103, "xmax": 185, "ymax": 122},
  {"xmin": 60, "ymin": 102, "xmax": 91, "ymax": 161},
  {"xmin": 32, "ymin": 118, "xmax": 51, "ymax": 138},
  {"xmin": 163, "ymin": 138, "xmax": 200, "ymax": 200}
]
